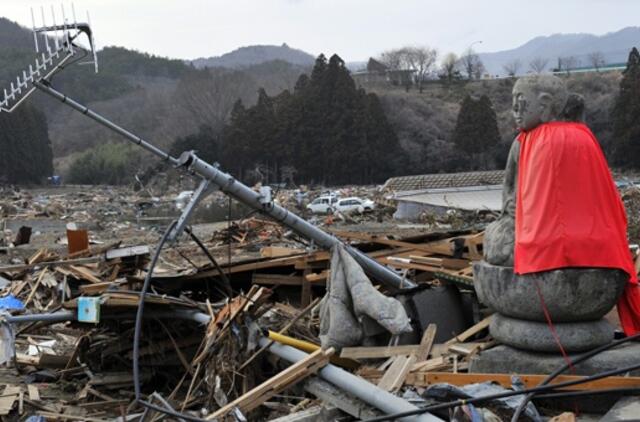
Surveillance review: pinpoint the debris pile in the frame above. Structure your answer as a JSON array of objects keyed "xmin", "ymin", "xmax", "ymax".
[{"xmin": 0, "ymin": 185, "xmax": 638, "ymax": 421}]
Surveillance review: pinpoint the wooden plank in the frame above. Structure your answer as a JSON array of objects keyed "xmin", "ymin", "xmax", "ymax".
[
  {"xmin": 444, "ymin": 315, "xmax": 492, "ymax": 346},
  {"xmin": 340, "ymin": 345, "xmax": 420, "ymax": 360},
  {"xmin": 377, "ymin": 355, "xmax": 413, "ymax": 392},
  {"xmin": 67, "ymin": 265, "xmax": 103, "ymax": 284},
  {"xmin": 0, "ymin": 256, "xmax": 102, "ymax": 273},
  {"xmin": 415, "ymin": 324, "xmax": 437, "ymax": 361},
  {"xmin": 0, "ymin": 385, "xmax": 20, "ymax": 415},
  {"xmin": 305, "ymin": 270, "xmax": 329, "ymax": 283},
  {"xmin": 207, "ymin": 347, "xmax": 333, "ymax": 419},
  {"xmin": 409, "ymin": 372, "xmax": 640, "ymax": 391},
  {"xmin": 260, "ymin": 246, "xmax": 306, "ymax": 258},
  {"xmin": 27, "ymin": 385, "xmax": 40, "ymax": 402},
  {"xmin": 252, "ymin": 273, "xmax": 304, "ymax": 286}
]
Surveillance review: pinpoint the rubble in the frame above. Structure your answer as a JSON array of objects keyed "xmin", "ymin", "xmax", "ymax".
[{"xmin": 0, "ymin": 185, "xmax": 638, "ymax": 421}]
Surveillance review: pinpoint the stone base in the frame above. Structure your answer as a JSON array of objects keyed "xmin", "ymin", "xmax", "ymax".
[
  {"xmin": 473, "ymin": 261, "xmax": 626, "ymax": 322},
  {"xmin": 491, "ymin": 313, "xmax": 614, "ymax": 352},
  {"xmin": 470, "ymin": 343, "xmax": 640, "ymax": 376}
]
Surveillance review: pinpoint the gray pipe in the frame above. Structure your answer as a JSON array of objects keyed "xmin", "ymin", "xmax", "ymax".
[
  {"xmin": 32, "ymin": 82, "xmax": 415, "ymax": 292},
  {"xmin": 180, "ymin": 152, "xmax": 415, "ymax": 291},
  {"xmin": 258, "ymin": 337, "xmax": 441, "ymax": 422},
  {"xmin": 4, "ymin": 309, "xmax": 211, "ymax": 325}
]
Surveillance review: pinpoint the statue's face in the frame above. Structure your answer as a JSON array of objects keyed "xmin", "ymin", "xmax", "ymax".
[{"xmin": 512, "ymin": 84, "xmax": 546, "ymax": 131}]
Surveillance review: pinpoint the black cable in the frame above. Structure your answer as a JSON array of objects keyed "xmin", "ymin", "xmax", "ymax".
[
  {"xmin": 533, "ymin": 387, "xmax": 640, "ymax": 400},
  {"xmin": 185, "ymin": 226, "xmax": 233, "ymax": 297},
  {"xmin": 510, "ymin": 331, "xmax": 640, "ymax": 421},
  {"xmin": 132, "ymin": 220, "xmax": 209, "ymax": 421},
  {"xmin": 362, "ymin": 359, "xmax": 640, "ymax": 422},
  {"xmin": 133, "ymin": 220, "xmax": 177, "ymax": 400}
]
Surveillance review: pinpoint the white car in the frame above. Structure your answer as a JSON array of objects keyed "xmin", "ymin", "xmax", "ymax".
[
  {"xmin": 306, "ymin": 195, "xmax": 339, "ymax": 214},
  {"xmin": 334, "ymin": 197, "xmax": 375, "ymax": 214}
]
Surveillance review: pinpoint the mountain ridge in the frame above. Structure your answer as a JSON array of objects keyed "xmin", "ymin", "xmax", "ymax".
[
  {"xmin": 191, "ymin": 43, "xmax": 315, "ymax": 69},
  {"xmin": 479, "ymin": 26, "xmax": 640, "ymax": 75}
]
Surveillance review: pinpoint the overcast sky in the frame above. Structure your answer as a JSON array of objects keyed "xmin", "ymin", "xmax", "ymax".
[{"xmin": 3, "ymin": 0, "xmax": 640, "ymax": 62}]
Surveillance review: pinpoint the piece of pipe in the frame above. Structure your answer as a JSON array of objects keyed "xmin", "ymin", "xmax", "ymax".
[
  {"xmin": 267, "ymin": 330, "xmax": 359, "ymax": 369},
  {"xmin": 180, "ymin": 152, "xmax": 415, "ymax": 292},
  {"xmin": 3, "ymin": 308, "xmax": 211, "ymax": 325},
  {"xmin": 258, "ymin": 337, "xmax": 441, "ymax": 422}
]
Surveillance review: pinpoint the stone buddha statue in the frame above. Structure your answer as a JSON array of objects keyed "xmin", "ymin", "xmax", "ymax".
[
  {"xmin": 475, "ymin": 75, "xmax": 636, "ymax": 353},
  {"xmin": 484, "ymin": 75, "xmax": 568, "ymax": 266}
]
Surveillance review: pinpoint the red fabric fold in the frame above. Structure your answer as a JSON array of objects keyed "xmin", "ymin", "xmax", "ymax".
[{"xmin": 514, "ymin": 122, "xmax": 639, "ymax": 335}]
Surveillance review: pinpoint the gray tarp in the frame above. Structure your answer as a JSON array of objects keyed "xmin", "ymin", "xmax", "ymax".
[{"xmin": 319, "ymin": 244, "xmax": 412, "ymax": 350}]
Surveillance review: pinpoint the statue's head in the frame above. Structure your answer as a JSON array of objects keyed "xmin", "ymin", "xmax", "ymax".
[{"xmin": 512, "ymin": 75, "xmax": 568, "ymax": 131}]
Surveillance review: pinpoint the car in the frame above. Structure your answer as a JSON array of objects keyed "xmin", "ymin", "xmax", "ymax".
[
  {"xmin": 306, "ymin": 195, "xmax": 339, "ymax": 214},
  {"xmin": 334, "ymin": 197, "xmax": 375, "ymax": 214}
]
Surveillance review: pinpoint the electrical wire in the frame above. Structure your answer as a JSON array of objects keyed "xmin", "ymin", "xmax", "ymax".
[
  {"xmin": 185, "ymin": 226, "xmax": 233, "ymax": 297},
  {"xmin": 362, "ymin": 358, "xmax": 640, "ymax": 422},
  {"xmin": 510, "ymin": 330, "xmax": 640, "ymax": 421},
  {"xmin": 132, "ymin": 220, "xmax": 208, "ymax": 422}
]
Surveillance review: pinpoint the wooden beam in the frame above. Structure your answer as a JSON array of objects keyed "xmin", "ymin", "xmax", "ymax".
[
  {"xmin": 340, "ymin": 345, "xmax": 420, "ymax": 360},
  {"xmin": 408, "ymin": 372, "xmax": 640, "ymax": 391},
  {"xmin": 444, "ymin": 315, "xmax": 492, "ymax": 346},
  {"xmin": 207, "ymin": 348, "xmax": 334, "ymax": 420},
  {"xmin": 252, "ymin": 273, "xmax": 304, "ymax": 286},
  {"xmin": 415, "ymin": 324, "xmax": 437, "ymax": 361}
]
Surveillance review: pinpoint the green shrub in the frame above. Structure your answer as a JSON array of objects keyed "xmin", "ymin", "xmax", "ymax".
[{"xmin": 67, "ymin": 142, "xmax": 141, "ymax": 185}]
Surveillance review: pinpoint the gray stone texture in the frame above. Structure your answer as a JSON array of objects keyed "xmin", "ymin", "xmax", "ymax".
[
  {"xmin": 490, "ymin": 313, "xmax": 614, "ymax": 352},
  {"xmin": 474, "ymin": 261, "xmax": 626, "ymax": 322},
  {"xmin": 469, "ymin": 343, "xmax": 640, "ymax": 376}
]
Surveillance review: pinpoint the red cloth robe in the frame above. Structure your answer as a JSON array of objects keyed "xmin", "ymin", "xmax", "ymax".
[{"xmin": 514, "ymin": 121, "xmax": 640, "ymax": 335}]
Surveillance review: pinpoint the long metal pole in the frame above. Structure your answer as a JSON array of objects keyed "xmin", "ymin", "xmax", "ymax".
[
  {"xmin": 33, "ymin": 82, "xmax": 415, "ymax": 291},
  {"xmin": 258, "ymin": 337, "xmax": 441, "ymax": 422}
]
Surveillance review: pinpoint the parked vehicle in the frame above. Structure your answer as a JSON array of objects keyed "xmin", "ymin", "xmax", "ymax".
[
  {"xmin": 334, "ymin": 197, "xmax": 375, "ymax": 214},
  {"xmin": 306, "ymin": 195, "xmax": 339, "ymax": 214}
]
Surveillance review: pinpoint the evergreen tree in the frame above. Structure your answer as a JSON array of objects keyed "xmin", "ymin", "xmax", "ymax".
[
  {"xmin": 452, "ymin": 94, "xmax": 501, "ymax": 167},
  {"xmin": 612, "ymin": 47, "xmax": 640, "ymax": 168},
  {"xmin": 0, "ymin": 104, "xmax": 53, "ymax": 184},
  {"xmin": 177, "ymin": 53, "xmax": 403, "ymax": 185}
]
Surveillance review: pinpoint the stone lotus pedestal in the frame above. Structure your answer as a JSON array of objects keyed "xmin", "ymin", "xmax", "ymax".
[{"xmin": 473, "ymin": 261, "xmax": 626, "ymax": 352}]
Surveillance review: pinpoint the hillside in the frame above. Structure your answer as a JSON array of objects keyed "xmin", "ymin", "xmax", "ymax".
[
  {"xmin": 0, "ymin": 19, "xmax": 308, "ymax": 175},
  {"xmin": 364, "ymin": 71, "xmax": 621, "ymax": 175},
  {"xmin": 192, "ymin": 43, "xmax": 315, "ymax": 69},
  {"xmin": 480, "ymin": 27, "xmax": 640, "ymax": 75}
]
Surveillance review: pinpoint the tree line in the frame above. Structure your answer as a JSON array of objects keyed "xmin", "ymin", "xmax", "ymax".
[{"xmin": 170, "ymin": 54, "xmax": 402, "ymax": 186}]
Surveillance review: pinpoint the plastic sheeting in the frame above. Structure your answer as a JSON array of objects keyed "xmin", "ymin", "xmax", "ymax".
[{"xmin": 318, "ymin": 244, "xmax": 412, "ymax": 350}]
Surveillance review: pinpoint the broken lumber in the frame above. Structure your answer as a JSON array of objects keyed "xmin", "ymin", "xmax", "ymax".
[{"xmin": 207, "ymin": 347, "xmax": 334, "ymax": 419}]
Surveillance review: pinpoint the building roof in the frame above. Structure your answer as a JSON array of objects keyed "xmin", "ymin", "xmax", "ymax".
[
  {"xmin": 394, "ymin": 185, "xmax": 502, "ymax": 212},
  {"xmin": 383, "ymin": 170, "xmax": 505, "ymax": 193}
]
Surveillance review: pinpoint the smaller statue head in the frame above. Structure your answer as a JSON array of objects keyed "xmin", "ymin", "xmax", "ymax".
[{"xmin": 512, "ymin": 75, "xmax": 568, "ymax": 131}]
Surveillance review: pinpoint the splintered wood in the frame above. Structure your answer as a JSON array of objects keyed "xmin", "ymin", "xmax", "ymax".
[{"xmin": 208, "ymin": 348, "xmax": 334, "ymax": 420}]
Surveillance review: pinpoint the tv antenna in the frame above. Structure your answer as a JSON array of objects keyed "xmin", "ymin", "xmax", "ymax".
[{"xmin": 0, "ymin": 4, "xmax": 97, "ymax": 112}]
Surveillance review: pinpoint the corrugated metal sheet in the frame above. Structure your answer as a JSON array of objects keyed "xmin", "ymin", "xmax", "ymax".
[
  {"xmin": 383, "ymin": 170, "xmax": 505, "ymax": 193},
  {"xmin": 394, "ymin": 185, "xmax": 502, "ymax": 212}
]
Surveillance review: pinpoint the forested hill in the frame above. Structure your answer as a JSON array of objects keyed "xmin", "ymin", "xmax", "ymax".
[
  {"xmin": 192, "ymin": 44, "xmax": 315, "ymax": 69},
  {"xmin": 0, "ymin": 18, "xmax": 309, "ymax": 173}
]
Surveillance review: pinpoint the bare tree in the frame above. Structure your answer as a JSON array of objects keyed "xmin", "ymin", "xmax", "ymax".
[
  {"xmin": 588, "ymin": 51, "xmax": 606, "ymax": 72},
  {"xmin": 502, "ymin": 59, "xmax": 522, "ymax": 77},
  {"xmin": 403, "ymin": 46, "xmax": 438, "ymax": 92},
  {"xmin": 379, "ymin": 49, "xmax": 405, "ymax": 70},
  {"xmin": 460, "ymin": 48, "xmax": 485, "ymax": 80},
  {"xmin": 529, "ymin": 57, "xmax": 549, "ymax": 74},
  {"xmin": 440, "ymin": 52, "xmax": 460, "ymax": 83},
  {"xmin": 557, "ymin": 56, "xmax": 579, "ymax": 74}
]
